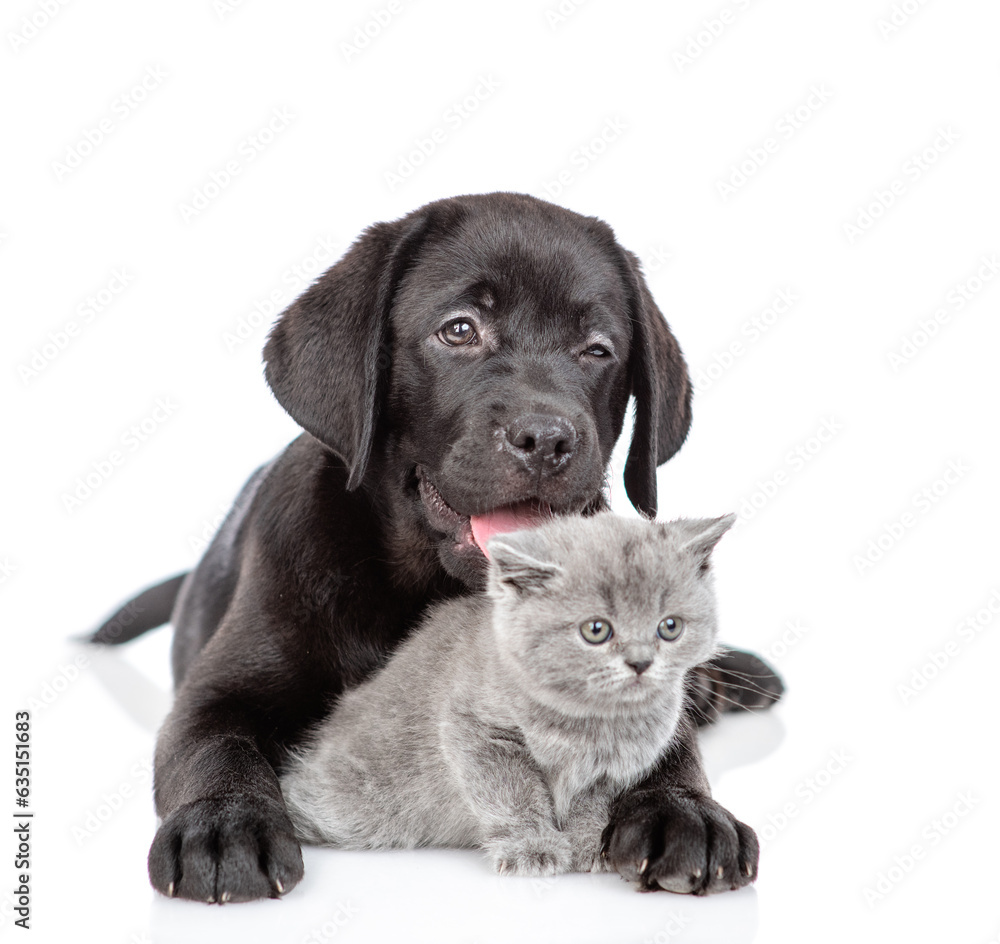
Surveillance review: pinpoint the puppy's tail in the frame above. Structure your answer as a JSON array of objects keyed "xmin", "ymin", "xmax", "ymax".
[{"xmin": 87, "ymin": 573, "xmax": 188, "ymax": 645}]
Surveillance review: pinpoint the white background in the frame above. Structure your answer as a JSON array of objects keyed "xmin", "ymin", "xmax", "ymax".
[{"xmin": 2, "ymin": 0, "xmax": 999, "ymax": 941}]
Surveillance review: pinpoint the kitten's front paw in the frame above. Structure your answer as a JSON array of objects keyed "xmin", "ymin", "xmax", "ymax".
[
  {"xmin": 601, "ymin": 793, "xmax": 758, "ymax": 895},
  {"xmin": 485, "ymin": 831, "xmax": 573, "ymax": 877}
]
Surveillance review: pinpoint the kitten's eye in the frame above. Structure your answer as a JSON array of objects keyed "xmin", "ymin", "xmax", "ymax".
[
  {"xmin": 438, "ymin": 319, "xmax": 478, "ymax": 346},
  {"xmin": 656, "ymin": 617, "xmax": 685, "ymax": 641},
  {"xmin": 580, "ymin": 619, "xmax": 613, "ymax": 645}
]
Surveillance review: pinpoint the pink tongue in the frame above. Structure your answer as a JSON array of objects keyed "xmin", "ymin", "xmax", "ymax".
[{"xmin": 470, "ymin": 503, "xmax": 549, "ymax": 559}]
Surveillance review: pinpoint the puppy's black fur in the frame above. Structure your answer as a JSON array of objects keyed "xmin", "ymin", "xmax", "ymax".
[{"xmin": 93, "ymin": 193, "xmax": 782, "ymax": 902}]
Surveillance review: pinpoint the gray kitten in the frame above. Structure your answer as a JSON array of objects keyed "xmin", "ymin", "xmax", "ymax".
[{"xmin": 280, "ymin": 512, "xmax": 735, "ymax": 877}]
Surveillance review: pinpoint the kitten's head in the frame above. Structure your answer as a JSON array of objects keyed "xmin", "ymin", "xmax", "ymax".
[{"xmin": 486, "ymin": 512, "xmax": 735, "ymax": 717}]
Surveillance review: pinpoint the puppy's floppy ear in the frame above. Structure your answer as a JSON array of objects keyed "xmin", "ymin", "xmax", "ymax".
[
  {"xmin": 264, "ymin": 209, "xmax": 435, "ymax": 489},
  {"xmin": 619, "ymin": 250, "xmax": 692, "ymax": 519}
]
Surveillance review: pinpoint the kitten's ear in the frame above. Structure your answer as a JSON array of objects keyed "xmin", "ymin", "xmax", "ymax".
[
  {"xmin": 488, "ymin": 533, "xmax": 563, "ymax": 594},
  {"xmin": 675, "ymin": 514, "xmax": 737, "ymax": 570}
]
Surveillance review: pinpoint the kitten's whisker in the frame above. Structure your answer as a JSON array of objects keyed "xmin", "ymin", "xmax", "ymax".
[
  {"xmin": 709, "ymin": 667, "xmax": 780, "ymax": 697},
  {"xmin": 714, "ymin": 678, "xmax": 777, "ymax": 699},
  {"xmin": 708, "ymin": 692, "xmax": 754, "ymax": 712},
  {"xmin": 700, "ymin": 688, "xmax": 768, "ymax": 714},
  {"xmin": 685, "ymin": 701, "xmax": 715, "ymax": 725}
]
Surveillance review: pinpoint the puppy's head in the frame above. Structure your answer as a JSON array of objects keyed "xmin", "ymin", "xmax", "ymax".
[{"xmin": 264, "ymin": 193, "xmax": 691, "ymax": 587}]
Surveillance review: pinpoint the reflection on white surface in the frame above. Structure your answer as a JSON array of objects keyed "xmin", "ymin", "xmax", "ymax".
[
  {"xmin": 699, "ymin": 711, "xmax": 786, "ymax": 785},
  {"xmin": 83, "ymin": 640, "xmax": 776, "ymax": 944},
  {"xmin": 151, "ymin": 849, "xmax": 758, "ymax": 944},
  {"xmin": 85, "ymin": 645, "xmax": 172, "ymax": 734}
]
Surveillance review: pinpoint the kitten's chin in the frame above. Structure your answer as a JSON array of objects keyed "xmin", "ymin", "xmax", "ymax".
[
  {"xmin": 590, "ymin": 674, "xmax": 687, "ymax": 714},
  {"xmin": 601, "ymin": 687, "xmax": 662, "ymax": 711},
  {"xmin": 536, "ymin": 682, "xmax": 672, "ymax": 719}
]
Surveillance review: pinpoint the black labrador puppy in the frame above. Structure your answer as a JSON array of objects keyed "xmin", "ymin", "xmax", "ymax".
[{"xmin": 92, "ymin": 192, "xmax": 782, "ymax": 902}]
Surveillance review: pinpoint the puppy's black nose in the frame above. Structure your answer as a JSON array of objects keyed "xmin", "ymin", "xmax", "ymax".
[
  {"xmin": 626, "ymin": 658, "xmax": 653, "ymax": 676},
  {"xmin": 505, "ymin": 414, "xmax": 577, "ymax": 474}
]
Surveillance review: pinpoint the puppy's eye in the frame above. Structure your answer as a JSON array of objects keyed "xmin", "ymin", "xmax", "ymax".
[
  {"xmin": 656, "ymin": 617, "xmax": 685, "ymax": 641},
  {"xmin": 580, "ymin": 619, "xmax": 613, "ymax": 645},
  {"xmin": 438, "ymin": 320, "xmax": 478, "ymax": 346},
  {"xmin": 582, "ymin": 344, "xmax": 610, "ymax": 358}
]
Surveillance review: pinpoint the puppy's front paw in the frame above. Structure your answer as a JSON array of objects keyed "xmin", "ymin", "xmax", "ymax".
[
  {"xmin": 484, "ymin": 831, "xmax": 573, "ymax": 877},
  {"xmin": 148, "ymin": 795, "xmax": 304, "ymax": 903},
  {"xmin": 601, "ymin": 793, "xmax": 758, "ymax": 894}
]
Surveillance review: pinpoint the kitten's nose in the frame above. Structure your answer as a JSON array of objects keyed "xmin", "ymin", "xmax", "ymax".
[{"xmin": 626, "ymin": 657, "xmax": 653, "ymax": 676}]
